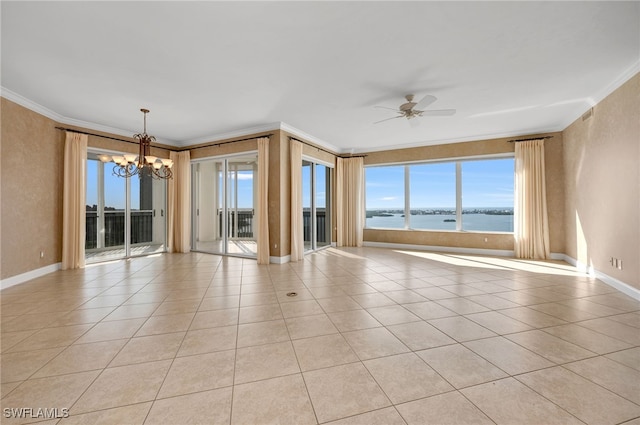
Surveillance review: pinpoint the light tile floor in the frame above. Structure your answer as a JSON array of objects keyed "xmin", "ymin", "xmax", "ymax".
[{"xmin": 1, "ymin": 247, "xmax": 639, "ymax": 425}]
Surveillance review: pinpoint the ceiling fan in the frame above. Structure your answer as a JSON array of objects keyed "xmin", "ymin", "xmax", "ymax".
[{"xmin": 374, "ymin": 94, "xmax": 456, "ymax": 125}]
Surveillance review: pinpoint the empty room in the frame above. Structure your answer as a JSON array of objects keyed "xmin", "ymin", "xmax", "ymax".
[{"xmin": 1, "ymin": 1, "xmax": 639, "ymax": 424}]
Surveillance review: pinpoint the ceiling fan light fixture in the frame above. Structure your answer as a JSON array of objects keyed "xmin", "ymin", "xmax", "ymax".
[{"xmin": 373, "ymin": 93, "xmax": 456, "ymax": 125}]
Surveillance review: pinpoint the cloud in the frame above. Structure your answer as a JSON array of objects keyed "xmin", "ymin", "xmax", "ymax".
[
  {"xmin": 381, "ymin": 196, "xmax": 397, "ymax": 201},
  {"xmin": 236, "ymin": 174, "xmax": 253, "ymax": 180}
]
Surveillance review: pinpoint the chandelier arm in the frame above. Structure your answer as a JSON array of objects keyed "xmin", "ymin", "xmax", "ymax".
[{"xmin": 111, "ymin": 109, "xmax": 173, "ymax": 180}]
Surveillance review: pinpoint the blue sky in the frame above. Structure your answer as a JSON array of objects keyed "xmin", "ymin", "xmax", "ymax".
[
  {"xmin": 89, "ymin": 158, "xmax": 513, "ymax": 211},
  {"xmin": 87, "ymin": 160, "xmax": 146, "ymax": 209},
  {"xmin": 88, "ymin": 160, "xmax": 255, "ymax": 210},
  {"xmin": 366, "ymin": 158, "xmax": 514, "ymax": 209},
  {"xmin": 302, "ymin": 163, "xmax": 328, "ymax": 208}
]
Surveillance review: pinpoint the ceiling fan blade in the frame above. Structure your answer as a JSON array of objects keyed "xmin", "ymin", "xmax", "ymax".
[
  {"xmin": 374, "ymin": 106, "xmax": 400, "ymax": 112},
  {"xmin": 420, "ymin": 109, "xmax": 457, "ymax": 116},
  {"xmin": 415, "ymin": 94, "xmax": 437, "ymax": 109},
  {"xmin": 374, "ymin": 116, "xmax": 403, "ymax": 124}
]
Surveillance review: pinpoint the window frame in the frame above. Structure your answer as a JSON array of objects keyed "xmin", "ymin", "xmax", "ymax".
[{"xmin": 365, "ymin": 153, "xmax": 515, "ymax": 233}]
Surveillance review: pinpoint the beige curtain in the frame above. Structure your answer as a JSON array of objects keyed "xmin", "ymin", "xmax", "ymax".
[
  {"xmin": 61, "ymin": 132, "xmax": 88, "ymax": 269},
  {"xmin": 290, "ymin": 139, "xmax": 304, "ymax": 261},
  {"xmin": 257, "ymin": 138, "xmax": 270, "ymax": 264},
  {"xmin": 167, "ymin": 151, "xmax": 191, "ymax": 253},
  {"xmin": 514, "ymin": 139, "xmax": 550, "ymax": 259},
  {"xmin": 336, "ymin": 157, "xmax": 365, "ymax": 247}
]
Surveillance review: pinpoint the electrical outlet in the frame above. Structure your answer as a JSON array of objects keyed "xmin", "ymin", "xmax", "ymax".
[
  {"xmin": 618, "ymin": 260, "xmax": 623, "ymax": 270},
  {"xmin": 40, "ymin": 250, "xmax": 44, "ymax": 258}
]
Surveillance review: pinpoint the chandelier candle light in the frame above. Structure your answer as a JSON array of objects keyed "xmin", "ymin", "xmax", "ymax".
[{"xmin": 98, "ymin": 109, "xmax": 173, "ymax": 179}]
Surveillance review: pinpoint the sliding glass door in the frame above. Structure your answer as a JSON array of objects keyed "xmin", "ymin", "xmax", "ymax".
[
  {"xmin": 192, "ymin": 153, "xmax": 257, "ymax": 257},
  {"xmin": 302, "ymin": 159, "xmax": 332, "ymax": 252},
  {"xmin": 86, "ymin": 152, "xmax": 166, "ymax": 263}
]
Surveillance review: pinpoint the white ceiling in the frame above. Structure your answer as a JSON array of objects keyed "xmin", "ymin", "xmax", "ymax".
[{"xmin": 2, "ymin": 1, "xmax": 639, "ymax": 153}]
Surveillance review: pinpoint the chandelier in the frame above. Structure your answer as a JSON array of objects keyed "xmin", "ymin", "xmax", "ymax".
[{"xmin": 98, "ymin": 109, "xmax": 173, "ymax": 179}]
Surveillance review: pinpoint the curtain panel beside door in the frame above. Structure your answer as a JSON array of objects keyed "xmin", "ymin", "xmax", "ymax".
[
  {"xmin": 257, "ymin": 138, "xmax": 270, "ymax": 264},
  {"xmin": 62, "ymin": 132, "xmax": 88, "ymax": 269},
  {"xmin": 336, "ymin": 157, "xmax": 364, "ymax": 247},
  {"xmin": 290, "ymin": 140, "xmax": 304, "ymax": 261}
]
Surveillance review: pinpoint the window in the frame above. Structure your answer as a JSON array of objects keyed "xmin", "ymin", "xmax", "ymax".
[
  {"xmin": 461, "ymin": 159, "xmax": 514, "ymax": 232},
  {"xmin": 365, "ymin": 165, "xmax": 405, "ymax": 229},
  {"xmin": 409, "ymin": 162, "xmax": 456, "ymax": 231},
  {"xmin": 365, "ymin": 157, "xmax": 514, "ymax": 232}
]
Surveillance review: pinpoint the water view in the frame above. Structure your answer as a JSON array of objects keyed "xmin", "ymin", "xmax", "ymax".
[{"xmin": 366, "ymin": 208, "xmax": 514, "ymax": 232}]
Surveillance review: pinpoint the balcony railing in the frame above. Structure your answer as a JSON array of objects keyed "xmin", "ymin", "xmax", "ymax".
[
  {"xmin": 218, "ymin": 209, "xmax": 255, "ymax": 239},
  {"xmin": 303, "ymin": 209, "xmax": 327, "ymax": 243},
  {"xmin": 86, "ymin": 210, "xmax": 153, "ymax": 249},
  {"xmin": 87, "ymin": 208, "xmax": 328, "ymax": 250}
]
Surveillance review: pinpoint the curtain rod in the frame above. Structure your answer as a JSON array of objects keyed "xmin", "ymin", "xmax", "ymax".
[
  {"xmin": 177, "ymin": 134, "xmax": 273, "ymax": 152},
  {"xmin": 56, "ymin": 126, "xmax": 272, "ymax": 151},
  {"xmin": 508, "ymin": 136, "xmax": 554, "ymax": 143},
  {"xmin": 288, "ymin": 137, "xmax": 367, "ymax": 158},
  {"xmin": 56, "ymin": 127, "xmax": 144, "ymax": 147}
]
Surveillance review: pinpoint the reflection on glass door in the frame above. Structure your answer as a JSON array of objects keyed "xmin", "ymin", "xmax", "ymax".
[
  {"xmin": 130, "ymin": 174, "xmax": 166, "ymax": 257},
  {"xmin": 86, "ymin": 152, "xmax": 166, "ymax": 263},
  {"xmin": 302, "ymin": 159, "xmax": 332, "ymax": 252},
  {"xmin": 302, "ymin": 161, "xmax": 313, "ymax": 251},
  {"xmin": 193, "ymin": 154, "xmax": 257, "ymax": 257},
  {"xmin": 315, "ymin": 164, "xmax": 331, "ymax": 248}
]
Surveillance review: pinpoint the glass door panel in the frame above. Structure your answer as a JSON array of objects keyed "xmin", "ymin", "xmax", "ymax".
[
  {"xmin": 86, "ymin": 152, "xmax": 167, "ymax": 264},
  {"xmin": 315, "ymin": 164, "xmax": 331, "ymax": 248},
  {"xmin": 193, "ymin": 154, "xmax": 257, "ymax": 257},
  {"xmin": 194, "ymin": 160, "xmax": 224, "ymax": 254},
  {"xmin": 302, "ymin": 160, "xmax": 313, "ymax": 251},
  {"xmin": 130, "ymin": 174, "xmax": 166, "ymax": 257},
  {"xmin": 103, "ymin": 160, "xmax": 127, "ymax": 256},
  {"xmin": 301, "ymin": 160, "xmax": 332, "ymax": 253}
]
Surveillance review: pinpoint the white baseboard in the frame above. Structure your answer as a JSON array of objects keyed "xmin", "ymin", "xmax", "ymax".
[
  {"xmin": 363, "ymin": 241, "xmax": 515, "ymax": 257},
  {"xmin": 1, "ymin": 263, "xmax": 61, "ymax": 290},
  {"xmin": 560, "ymin": 254, "xmax": 640, "ymax": 301},
  {"xmin": 270, "ymin": 255, "xmax": 291, "ymax": 264}
]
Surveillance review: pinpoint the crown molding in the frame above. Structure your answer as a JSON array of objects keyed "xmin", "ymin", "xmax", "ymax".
[
  {"xmin": 1, "ymin": 87, "xmax": 65, "ymax": 122},
  {"xmin": 350, "ymin": 126, "xmax": 563, "ymax": 154},
  {"xmin": 177, "ymin": 122, "xmax": 283, "ymax": 147},
  {"xmin": 177, "ymin": 121, "xmax": 343, "ymax": 154},
  {"xmin": 5, "ymin": 59, "xmax": 637, "ymax": 155},
  {"xmin": 1, "ymin": 87, "xmax": 177, "ymax": 145},
  {"xmin": 278, "ymin": 122, "xmax": 343, "ymax": 154},
  {"xmin": 592, "ymin": 59, "xmax": 640, "ymax": 106},
  {"xmin": 556, "ymin": 59, "xmax": 640, "ymax": 132},
  {"xmin": 2, "ymin": 88, "xmax": 341, "ymax": 152}
]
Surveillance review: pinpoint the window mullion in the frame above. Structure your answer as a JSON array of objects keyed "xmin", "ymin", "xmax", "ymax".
[
  {"xmin": 404, "ymin": 165, "xmax": 410, "ymax": 229},
  {"xmin": 455, "ymin": 162, "xmax": 462, "ymax": 231}
]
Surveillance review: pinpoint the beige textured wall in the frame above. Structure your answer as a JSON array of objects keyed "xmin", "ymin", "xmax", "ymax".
[
  {"xmin": 562, "ymin": 73, "xmax": 639, "ymax": 289},
  {"xmin": 544, "ymin": 133, "xmax": 566, "ymax": 254},
  {"xmin": 362, "ymin": 133, "xmax": 564, "ymax": 253},
  {"xmin": 364, "ymin": 229, "xmax": 515, "ymax": 251},
  {"xmin": 273, "ymin": 131, "xmax": 289, "ymax": 258},
  {"xmin": 1, "ymin": 98, "xmax": 64, "ymax": 279}
]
